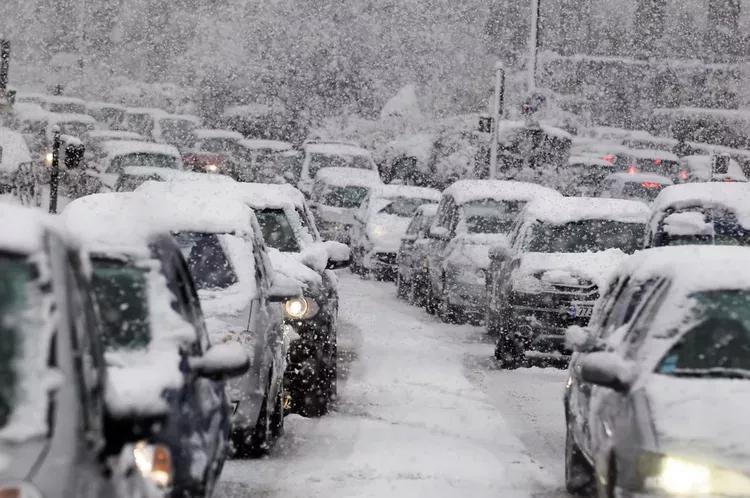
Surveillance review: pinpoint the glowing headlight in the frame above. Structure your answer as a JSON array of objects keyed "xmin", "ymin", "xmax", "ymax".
[
  {"xmin": 44, "ymin": 152, "xmax": 53, "ymax": 165},
  {"xmin": 642, "ymin": 453, "xmax": 750, "ymax": 496},
  {"xmin": 370, "ymin": 225, "xmax": 387, "ymax": 238},
  {"xmin": 204, "ymin": 163, "xmax": 218, "ymax": 173},
  {"xmin": 133, "ymin": 441, "xmax": 173, "ymax": 489},
  {"xmin": 283, "ymin": 297, "xmax": 320, "ymax": 320}
]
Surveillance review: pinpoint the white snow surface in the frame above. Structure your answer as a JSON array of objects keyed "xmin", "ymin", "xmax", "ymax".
[
  {"xmin": 215, "ymin": 273, "xmax": 558, "ymax": 498},
  {"xmin": 238, "ymin": 138, "xmax": 293, "ymax": 151},
  {"xmin": 524, "ymin": 196, "xmax": 651, "ymax": 225},
  {"xmin": 443, "ymin": 179, "xmax": 561, "ymax": 206},
  {"xmin": 371, "ymin": 184, "xmax": 441, "ymax": 202},
  {"xmin": 0, "ymin": 128, "xmax": 33, "ymax": 173},
  {"xmin": 651, "ymin": 182, "xmax": 750, "ymax": 228},
  {"xmin": 380, "ymin": 84, "xmax": 423, "ymax": 121},
  {"xmin": 662, "ymin": 211, "xmax": 713, "ymax": 236},
  {"xmin": 101, "ymin": 139, "xmax": 182, "ymax": 161},
  {"xmin": 0, "ymin": 204, "xmax": 53, "ymax": 254},
  {"xmin": 517, "ymin": 249, "xmax": 628, "ymax": 291},
  {"xmin": 86, "ymin": 130, "xmax": 147, "ymax": 142},
  {"xmin": 315, "ymin": 167, "xmax": 383, "ymax": 188}
]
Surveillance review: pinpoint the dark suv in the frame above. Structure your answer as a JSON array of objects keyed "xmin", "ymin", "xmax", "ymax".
[{"xmin": 487, "ymin": 197, "xmax": 649, "ymax": 368}]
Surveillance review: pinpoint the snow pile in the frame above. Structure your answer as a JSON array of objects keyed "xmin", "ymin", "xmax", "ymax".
[
  {"xmin": 651, "ymin": 183, "xmax": 750, "ymax": 229},
  {"xmin": 444, "ymin": 179, "xmax": 561, "ymax": 205},
  {"xmin": 0, "ymin": 128, "xmax": 33, "ymax": 173},
  {"xmin": 380, "ymin": 84, "xmax": 423, "ymax": 121},
  {"xmin": 662, "ymin": 212, "xmax": 712, "ymax": 236},
  {"xmin": 525, "ymin": 196, "xmax": 651, "ymax": 225}
]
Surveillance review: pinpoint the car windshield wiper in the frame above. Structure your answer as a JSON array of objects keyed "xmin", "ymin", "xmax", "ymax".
[{"xmin": 669, "ymin": 367, "xmax": 750, "ymax": 379}]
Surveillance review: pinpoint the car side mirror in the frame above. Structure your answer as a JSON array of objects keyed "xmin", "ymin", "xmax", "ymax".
[
  {"xmin": 428, "ymin": 226, "xmax": 450, "ymax": 241},
  {"xmin": 189, "ymin": 343, "xmax": 250, "ymax": 381},
  {"xmin": 565, "ymin": 325, "xmax": 601, "ymax": 353},
  {"xmin": 402, "ymin": 233, "xmax": 418, "ymax": 242},
  {"xmin": 322, "ymin": 241, "xmax": 351, "ymax": 269},
  {"xmin": 489, "ymin": 244, "xmax": 511, "ymax": 261},
  {"xmin": 268, "ymin": 274, "xmax": 303, "ymax": 303},
  {"xmin": 580, "ymin": 352, "xmax": 634, "ymax": 393}
]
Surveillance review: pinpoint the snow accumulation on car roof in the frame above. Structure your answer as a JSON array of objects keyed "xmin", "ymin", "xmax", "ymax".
[
  {"xmin": 315, "ymin": 167, "xmax": 382, "ymax": 187},
  {"xmin": 372, "ymin": 184, "xmax": 441, "ymax": 201},
  {"xmin": 525, "ymin": 196, "xmax": 651, "ymax": 225},
  {"xmin": 40, "ymin": 95, "xmax": 85, "ymax": 105},
  {"xmin": 239, "ymin": 138, "xmax": 293, "ymax": 151},
  {"xmin": 651, "ymin": 183, "xmax": 750, "ymax": 227},
  {"xmin": 85, "ymin": 101, "xmax": 126, "ymax": 111},
  {"xmin": 497, "ymin": 120, "xmax": 573, "ymax": 142},
  {"xmin": 193, "ymin": 128, "xmax": 244, "ymax": 140},
  {"xmin": 87, "ymin": 130, "xmax": 145, "ymax": 141},
  {"xmin": 443, "ymin": 179, "xmax": 561, "ymax": 205},
  {"xmin": 305, "ymin": 142, "xmax": 371, "ymax": 157},
  {"xmin": 125, "ymin": 107, "xmax": 168, "ymax": 116},
  {"xmin": 12, "ymin": 102, "xmax": 47, "ymax": 119},
  {"xmin": 0, "ymin": 127, "xmax": 33, "ymax": 171},
  {"xmin": 681, "ymin": 155, "xmax": 748, "ymax": 181},
  {"xmin": 101, "ymin": 139, "xmax": 181, "ymax": 159},
  {"xmin": 162, "ymin": 113, "xmax": 201, "ymax": 124},
  {"xmin": 606, "ymin": 172, "xmax": 673, "ymax": 184},
  {"xmin": 0, "ymin": 204, "xmax": 52, "ymax": 254},
  {"xmin": 568, "ymin": 155, "xmax": 615, "ymax": 167}
]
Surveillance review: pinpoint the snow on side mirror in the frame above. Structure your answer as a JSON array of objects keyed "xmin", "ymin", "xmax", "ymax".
[
  {"xmin": 323, "ymin": 240, "xmax": 350, "ymax": 269},
  {"xmin": 489, "ymin": 244, "xmax": 511, "ymax": 261},
  {"xmin": 189, "ymin": 343, "xmax": 250, "ymax": 381},
  {"xmin": 565, "ymin": 325, "xmax": 598, "ymax": 353},
  {"xmin": 428, "ymin": 226, "xmax": 450, "ymax": 241},
  {"xmin": 580, "ymin": 352, "xmax": 635, "ymax": 393},
  {"xmin": 268, "ymin": 274, "xmax": 303, "ymax": 303}
]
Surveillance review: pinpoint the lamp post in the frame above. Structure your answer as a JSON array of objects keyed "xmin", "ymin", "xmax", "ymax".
[
  {"xmin": 49, "ymin": 127, "xmax": 61, "ymax": 214},
  {"xmin": 528, "ymin": 0, "xmax": 542, "ymax": 90},
  {"xmin": 489, "ymin": 62, "xmax": 505, "ymax": 180}
]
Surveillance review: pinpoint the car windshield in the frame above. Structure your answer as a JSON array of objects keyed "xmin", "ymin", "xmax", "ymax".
[
  {"xmin": 461, "ymin": 199, "xmax": 524, "ymax": 234},
  {"xmin": 255, "ymin": 209, "xmax": 301, "ymax": 252},
  {"xmin": 324, "ymin": 185, "xmax": 369, "ymax": 208},
  {"xmin": 91, "ymin": 259, "xmax": 151, "ymax": 350},
  {"xmin": 0, "ymin": 254, "xmax": 37, "ymax": 430},
  {"xmin": 173, "ymin": 232, "xmax": 239, "ymax": 290},
  {"xmin": 659, "ymin": 208, "xmax": 750, "ymax": 246},
  {"xmin": 377, "ymin": 197, "xmax": 434, "ymax": 218},
  {"xmin": 107, "ymin": 153, "xmax": 178, "ymax": 173},
  {"xmin": 159, "ymin": 118, "xmax": 197, "ymax": 149},
  {"xmin": 635, "ymin": 158, "xmax": 680, "ymax": 177},
  {"xmin": 657, "ymin": 290, "xmax": 750, "ymax": 378},
  {"xmin": 525, "ymin": 220, "xmax": 645, "ymax": 253},
  {"xmin": 309, "ymin": 152, "xmax": 372, "ymax": 178}
]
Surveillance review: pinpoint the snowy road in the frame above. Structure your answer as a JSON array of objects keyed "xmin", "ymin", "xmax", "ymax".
[{"xmin": 215, "ymin": 272, "xmax": 569, "ymax": 498}]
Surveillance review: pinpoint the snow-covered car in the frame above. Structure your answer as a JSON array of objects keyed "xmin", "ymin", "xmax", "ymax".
[
  {"xmin": 646, "ymin": 182, "xmax": 750, "ymax": 248},
  {"xmin": 132, "ymin": 189, "xmax": 300, "ymax": 456},
  {"xmin": 563, "ymin": 246, "xmax": 750, "ymax": 498},
  {"xmin": 425, "ymin": 180, "xmax": 561, "ymax": 324},
  {"xmin": 487, "ymin": 197, "xmax": 650, "ymax": 368},
  {"xmin": 396, "ymin": 203, "xmax": 438, "ymax": 305},
  {"xmin": 135, "ymin": 180, "xmax": 350, "ymax": 417},
  {"xmin": 619, "ymin": 148, "xmax": 681, "ymax": 181},
  {"xmin": 559, "ymin": 155, "xmax": 616, "ymax": 197},
  {"xmin": 0, "ymin": 127, "xmax": 35, "ymax": 202},
  {"xmin": 12, "ymin": 106, "xmax": 96, "ymax": 164},
  {"xmin": 311, "ymin": 166, "xmax": 383, "ymax": 244},
  {"xmin": 598, "ymin": 172, "xmax": 673, "ymax": 203},
  {"xmin": 677, "ymin": 154, "xmax": 748, "ymax": 183},
  {"xmin": 16, "ymin": 92, "xmax": 87, "ymax": 114},
  {"xmin": 351, "ymin": 184, "xmax": 441, "ymax": 280},
  {"xmin": 122, "ymin": 108, "xmax": 200, "ymax": 150},
  {"xmin": 298, "ymin": 141, "xmax": 378, "ymax": 195},
  {"xmin": 0, "ymin": 204, "xmax": 167, "ymax": 497},
  {"xmin": 62, "ymin": 193, "xmax": 251, "ymax": 498},
  {"xmin": 84, "ymin": 101, "xmax": 127, "ymax": 130}
]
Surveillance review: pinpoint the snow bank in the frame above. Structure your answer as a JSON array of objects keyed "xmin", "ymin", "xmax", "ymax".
[
  {"xmin": 525, "ymin": 197, "xmax": 651, "ymax": 225},
  {"xmin": 443, "ymin": 179, "xmax": 561, "ymax": 206},
  {"xmin": 0, "ymin": 128, "xmax": 33, "ymax": 173}
]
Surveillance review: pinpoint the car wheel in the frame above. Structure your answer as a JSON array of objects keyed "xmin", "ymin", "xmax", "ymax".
[
  {"xmin": 565, "ymin": 426, "xmax": 594, "ymax": 494},
  {"xmin": 396, "ymin": 273, "xmax": 409, "ymax": 299}
]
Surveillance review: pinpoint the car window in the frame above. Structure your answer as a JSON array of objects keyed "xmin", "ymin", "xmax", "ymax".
[
  {"xmin": 255, "ymin": 209, "xmax": 301, "ymax": 252},
  {"xmin": 460, "ymin": 199, "xmax": 524, "ymax": 234},
  {"xmin": 600, "ymin": 278, "xmax": 659, "ymax": 339},
  {"xmin": 107, "ymin": 153, "xmax": 178, "ymax": 173},
  {"xmin": 173, "ymin": 232, "xmax": 239, "ymax": 290},
  {"xmin": 405, "ymin": 213, "xmax": 422, "ymax": 235},
  {"xmin": 621, "ymin": 279, "xmax": 670, "ymax": 360},
  {"xmin": 524, "ymin": 220, "xmax": 645, "ymax": 254}
]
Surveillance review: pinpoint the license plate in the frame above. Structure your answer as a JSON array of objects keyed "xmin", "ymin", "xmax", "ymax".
[
  {"xmin": 231, "ymin": 400, "xmax": 239, "ymax": 414},
  {"xmin": 568, "ymin": 302, "xmax": 594, "ymax": 318}
]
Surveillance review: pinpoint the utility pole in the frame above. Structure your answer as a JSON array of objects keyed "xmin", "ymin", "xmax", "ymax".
[
  {"xmin": 77, "ymin": 0, "xmax": 86, "ymax": 89},
  {"xmin": 528, "ymin": 0, "xmax": 542, "ymax": 90},
  {"xmin": 489, "ymin": 62, "xmax": 505, "ymax": 180},
  {"xmin": 49, "ymin": 127, "xmax": 62, "ymax": 214}
]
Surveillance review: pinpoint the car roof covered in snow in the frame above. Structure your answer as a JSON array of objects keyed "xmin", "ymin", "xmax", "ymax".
[
  {"xmin": 87, "ymin": 130, "xmax": 146, "ymax": 141},
  {"xmin": 193, "ymin": 128, "xmax": 244, "ymax": 141},
  {"xmin": 85, "ymin": 101, "xmax": 126, "ymax": 111},
  {"xmin": 160, "ymin": 113, "xmax": 201, "ymax": 124},
  {"xmin": 372, "ymin": 184, "xmax": 441, "ymax": 201},
  {"xmin": 443, "ymin": 180, "xmax": 561, "ymax": 205},
  {"xmin": 524, "ymin": 196, "xmax": 651, "ymax": 225},
  {"xmin": 568, "ymin": 155, "xmax": 614, "ymax": 167},
  {"xmin": 100, "ymin": 140, "xmax": 181, "ymax": 159},
  {"xmin": 0, "ymin": 127, "xmax": 33, "ymax": 171},
  {"xmin": 680, "ymin": 155, "xmax": 748, "ymax": 182},
  {"xmin": 605, "ymin": 172, "xmax": 673, "ymax": 185},
  {"xmin": 305, "ymin": 142, "xmax": 371, "ymax": 157},
  {"xmin": 314, "ymin": 167, "xmax": 382, "ymax": 187},
  {"xmin": 651, "ymin": 183, "xmax": 750, "ymax": 227},
  {"xmin": 239, "ymin": 139, "xmax": 293, "ymax": 151},
  {"xmin": 0, "ymin": 204, "xmax": 53, "ymax": 254}
]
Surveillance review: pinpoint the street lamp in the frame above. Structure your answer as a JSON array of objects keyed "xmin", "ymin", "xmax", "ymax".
[
  {"xmin": 489, "ymin": 62, "xmax": 505, "ymax": 180},
  {"xmin": 528, "ymin": 0, "xmax": 542, "ymax": 90}
]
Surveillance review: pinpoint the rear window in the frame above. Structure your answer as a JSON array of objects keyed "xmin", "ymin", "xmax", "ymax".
[
  {"xmin": 255, "ymin": 209, "xmax": 301, "ymax": 252},
  {"xmin": 107, "ymin": 153, "xmax": 178, "ymax": 173},
  {"xmin": 526, "ymin": 220, "xmax": 645, "ymax": 254},
  {"xmin": 461, "ymin": 199, "xmax": 524, "ymax": 234}
]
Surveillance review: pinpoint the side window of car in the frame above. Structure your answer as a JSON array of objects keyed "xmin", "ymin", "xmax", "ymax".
[
  {"xmin": 406, "ymin": 213, "xmax": 421, "ymax": 235},
  {"xmin": 435, "ymin": 196, "xmax": 452, "ymax": 229},
  {"xmin": 589, "ymin": 277, "xmax": 623, "ymax": 332},
  {"xmin": 621, "ymin": 279, "xmax": 670, "ymax": 360}
]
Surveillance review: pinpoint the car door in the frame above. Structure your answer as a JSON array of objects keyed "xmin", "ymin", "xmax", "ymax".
[
  {"xmin": 426, "ymin": 196, "xmax": 455, "ymax": 293},
  {"xmin": 398, "ymin": 212, "xmax": 423, "ymax": 281}
]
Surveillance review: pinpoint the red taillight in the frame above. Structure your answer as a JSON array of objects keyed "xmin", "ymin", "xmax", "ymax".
[
  {"xmin": 627, "ymin": 165, "xmax": 637, "ymax": 174},
  {"xmin": 641, "ymin": 181, "xmax": 661, "ymax": 189},
  {"xmin": 601, "ymin": 154, "xmax": 616, "ymax": 164},
  {"xmin": 653, "ymin": 158, "xmax": 662, "ymax": 165},
  {"xmin": 679, "ymin": 169, "xmax": 689, "ymax": 180}
]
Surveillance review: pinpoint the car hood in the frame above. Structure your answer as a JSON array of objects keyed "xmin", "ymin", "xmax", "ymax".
[
  {"xmin": 446, "ymin": 234, "xmax": 510, "ymax": 270},
  {"xmin": 368, "ymin": 214, "xmax": 411, "ymax": 252},
  {"xmin": 0, "ymin": 439, "xmax": 45, "ymax": 482},
  {"xmin": 516, "ymin": 249, "xmax": 626, "ymax": 290},
  {"xmin": 646, "ymin": 375, "xmax": 750, "ymax": 472}
]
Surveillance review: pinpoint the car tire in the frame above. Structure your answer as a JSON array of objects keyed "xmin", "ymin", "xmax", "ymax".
[
  {"xmin": 396, "ymin": 273, "xmax": 409, "ymax": 300},
  {"xmin": 565, "ymin": 426, "xmax": 594, "ymax": 494}
]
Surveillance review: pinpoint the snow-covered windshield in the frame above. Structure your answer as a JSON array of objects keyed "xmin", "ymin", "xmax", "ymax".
[
  {"xmin": 91, "ymin": 259, "xmax": 150, "ymax": 350},
  {"xmin": 659, "ymin": 208, "xmax": 750, "ymax": 246},
  {"xmin": 255, "ymin": 209, "xmax": 301, "ymax": 252},
  {"xmin": 309, "ymin": 153, "xmax": 372, "ymax": 178},
  {"xmin": 657, "ymin": 291, "xmax": 750, "ymax": 378},
  {"xmin": 107, "ymin": 153, "xmax": 178, "ymax": 173},
  {"xmin": 0, "ymin": 254, "xmax": 37, "ymax": 429},
  {"xmin": 173, "ymin": 232, "xmax": 238, "ymax": 290},
  {"xmin": 525, "ymin": 220, "xmax": 644, "ymax": 254},
  {"xmin": 322, "ymin": 185, "xmax": 369, "ymax": 208},
  {"xmin": 378, "ymin": 197, "xmax": 434, "ymax": 218},
  {"xmin": 462, "ymin": 200, "xmax": 524, "ymax": 234}
]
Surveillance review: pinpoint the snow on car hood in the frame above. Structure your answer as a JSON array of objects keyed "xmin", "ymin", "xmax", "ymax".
[
  {"xmin": 316, "ymin": 204, "xmax": 357, "ymax": 225},
  {"xmin": 268, "ymin": 248, "xmax": 323, "ymax": 289},
  {"xmin": 646, "ymin": 375, "xmax": 750, "ymax": 472},
  {"xmin": 368, "ymin": 214, "xmax": 411, "ymax": 252},
  {"xmin": 516, "ymin": 249, "xmax": 627, "ymax": 290},
  {"xmin": 446, "ymin": 234, "xmax": 510, "ymax": 270}
]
